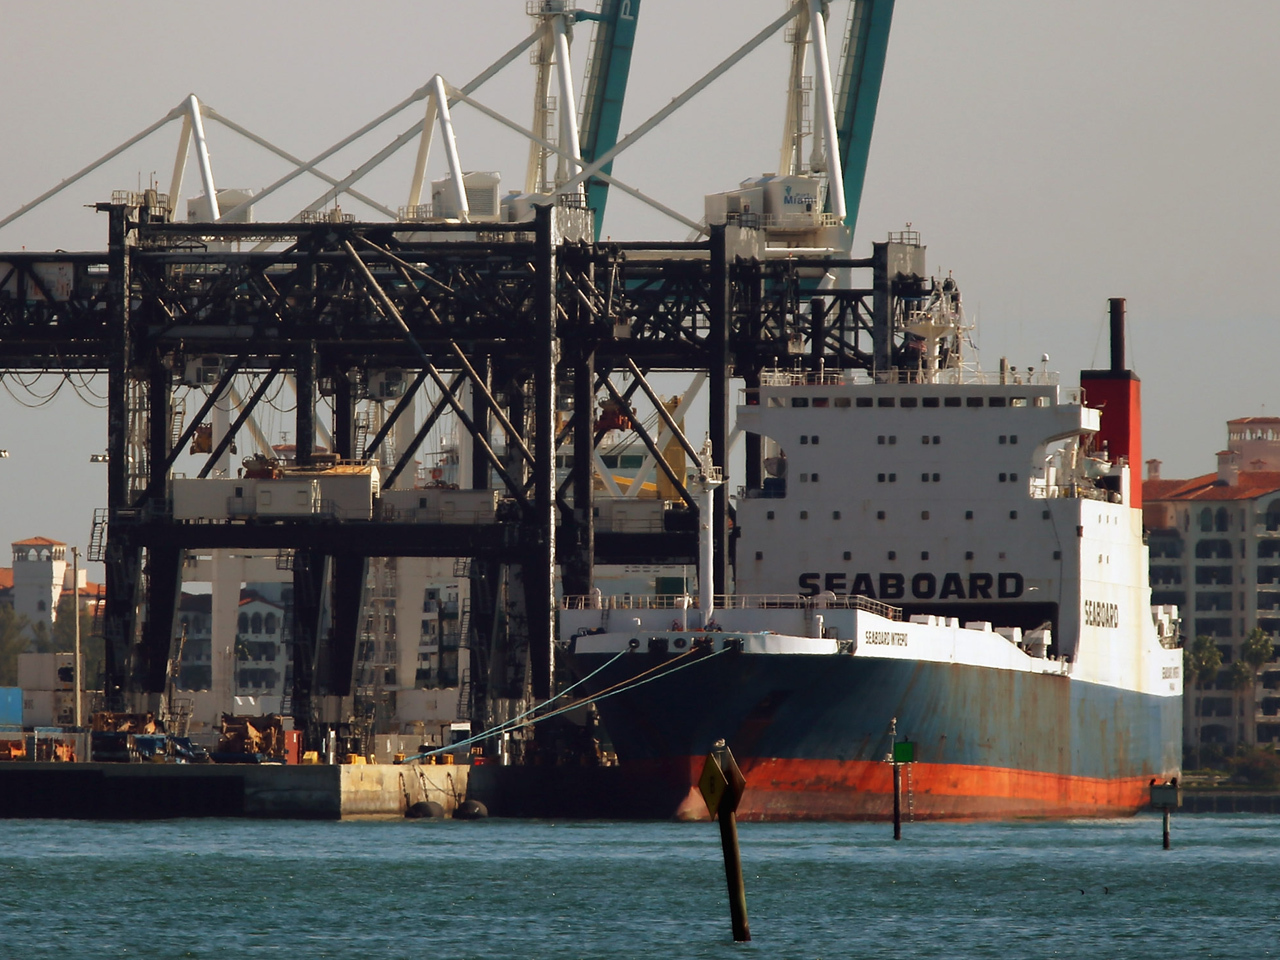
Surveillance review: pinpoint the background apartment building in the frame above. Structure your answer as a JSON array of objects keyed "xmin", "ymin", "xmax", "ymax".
[{"xmin": 1144, "ymin": 417, "xmax": 1280, "ymax": 751}]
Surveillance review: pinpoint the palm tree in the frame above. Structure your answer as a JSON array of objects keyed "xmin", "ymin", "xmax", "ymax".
[
  {"xmin": 1235, "ymin": 628, "xmax": 1274, "ymax": 746},
  {"xmin": 1185, "ymin": 634, "xmax": 1223, "ymax": 768},
  {"xmin": 0, "ymin": 606, "xmax": 32, "ymax": 686}
]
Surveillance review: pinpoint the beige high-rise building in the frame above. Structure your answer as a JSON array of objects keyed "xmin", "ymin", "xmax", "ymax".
[{"xmin": 1143, "ymin": 418, "xmax": 1280, "ymax": 750}]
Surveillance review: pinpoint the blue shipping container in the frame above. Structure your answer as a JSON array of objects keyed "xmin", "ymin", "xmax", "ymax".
[{"xmin": 0, "ymin": 688, "xmax": 22, "ymax": 727}]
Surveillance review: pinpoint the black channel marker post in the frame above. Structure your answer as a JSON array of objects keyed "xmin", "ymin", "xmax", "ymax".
[
  {"xmin": 699, "ymin": 739, "xmax": 750, "ymax": 942},
  {"xmin": 1150, "ymin": 779, "xmax": 1180, "ymax": 849}
]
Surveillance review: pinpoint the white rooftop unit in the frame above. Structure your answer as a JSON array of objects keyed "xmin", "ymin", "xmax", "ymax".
[
  {"xmin": 188, "ymin": 188, "xmax": 256, "ymax": 223},
  {"xmin": 705, "ymin": 174, "xmax": 827, "ymax": 232},
  {"xmin": 432, "ymin": 171, "xmax": 501, "ymax": 222},
  {"xmin": 501, "ymin": 191, "xmax": 551, "ymax": 223},
  {"xmin": 382, "ymin": 488, "xmax": 500, "ymax": 524},
  {"xmin": 172, "ymin": 478, "xmax": 322, "ymax": 520}
]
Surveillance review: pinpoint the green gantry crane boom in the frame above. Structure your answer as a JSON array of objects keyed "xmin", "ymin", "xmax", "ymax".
[
  {"xmin": 834, "ymin": 0, "xmax": 894, "ymax": 233},
  {"xmin": 576, "ymin": 0, "xmax": 641, "ymax": 240}
]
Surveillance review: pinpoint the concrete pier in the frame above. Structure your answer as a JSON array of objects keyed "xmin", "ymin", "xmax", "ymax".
[{"xmin": 0, "ymin": 763, "xmax": 468, "ymax": 820}]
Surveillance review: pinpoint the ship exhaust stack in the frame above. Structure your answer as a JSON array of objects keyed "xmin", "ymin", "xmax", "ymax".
[
  {"xmin": 1081, "ymin": 296, "xmax": 1142, "ymax": 507},
  {"xmin": 1109, "ymin": 297, "xmax": 1126, "ymax": 373}
]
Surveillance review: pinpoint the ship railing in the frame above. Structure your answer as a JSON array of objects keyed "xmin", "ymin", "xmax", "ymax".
[
  {"xmin": 873, "ymin": 368, "xmax": 1061, "ymax": 387},
  {"xmin": 723, "ymin": 211, "xmax": 842, "ymax": 230},
  {"xmin": 713, "ymin": 593, "xmax": 904, "ymax": 620},
  {"xmin": 759, "ymin": 369, "xmax": 846, "ymax": 387},
  {"xmin": 560, "ymin": 593, "xmax": 903, "ymax": 621},
  {"xmin": 1031, "ymin": 481, "xmax": 1115, "ymax": 502}
]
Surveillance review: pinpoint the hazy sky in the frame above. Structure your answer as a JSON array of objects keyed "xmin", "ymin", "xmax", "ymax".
[{"xmin": 2, "ymin": 0, "xmax": 1278, "ymax": 570}]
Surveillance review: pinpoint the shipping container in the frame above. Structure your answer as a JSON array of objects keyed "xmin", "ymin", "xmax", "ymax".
[{"xmin": 0, "ymin": 688, "xmax": 22, "ymax": 727}]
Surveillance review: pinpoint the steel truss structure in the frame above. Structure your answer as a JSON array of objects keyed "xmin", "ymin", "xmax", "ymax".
[{"xmin": 0, "ymin": 195, "xmax": 917, "ymax": 742}]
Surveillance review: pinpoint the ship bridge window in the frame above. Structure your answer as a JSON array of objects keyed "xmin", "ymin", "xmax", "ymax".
[
  {"xmin": 966, "ymin": 397, "xmax": 983, "ymax": 407},
  {"xmin": 900, "ymin": 397, "xmax": 918, "ymax": 408},
  {"xmin": 1035, "ymin": 397, "xmax": 1051, "ymax": 407},
  {"xmin": 791, "ymin": 397, "xmax": 809, "ymax": 408},
  {"xmin": 856, "ymin": 397, "xmax": 872, "ymax": 408},
  {"xmin": 834, "ymin": 397, "xmax": 852, "ymax": 408},
  {"xmin": 813, "ymin": 397, "xmax": 829, "ymax": 408},
  {"xmin": 1011, "ymin": 397, "xmax": 1028, "ymax": 407},
  {"xmin": 989, "ymin": 397, "xmax": 1007, "ymax": 407},
  {"xmin": 878, "ymin": 397, "xmax": 895, "ymax": 407},
  {"xmin": 945, "ymin": 397, "xmax": 962, "ymax": 407},
  {"xmin": 923, "ymin": 397, "xmax": 940, "ymax": 408},
  {"xmin": 768, "ymin": 397, "xmax": 785, "ymax": 407}
]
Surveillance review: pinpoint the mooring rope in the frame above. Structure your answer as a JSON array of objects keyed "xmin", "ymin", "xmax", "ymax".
[
  {"xmin": 396, "ymin": 645, "xmax": 631, "ymax": 762},
  {"xmin": 396, "ymin": 642, "xmax": 726, "ymax": 763}
]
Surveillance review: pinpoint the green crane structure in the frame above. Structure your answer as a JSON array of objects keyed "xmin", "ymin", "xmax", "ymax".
[{"xmin": 575, "ymin": 0, "xmax": 642, "ymax": 240}]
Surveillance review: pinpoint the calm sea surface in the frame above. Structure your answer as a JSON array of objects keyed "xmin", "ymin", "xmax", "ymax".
[{"xmin": 0, "ymin": 815, "xmax": 1276, "ymax": 959}]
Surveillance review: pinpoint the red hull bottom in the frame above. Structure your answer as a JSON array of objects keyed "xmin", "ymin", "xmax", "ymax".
[{"xmin": 646, "ymin": 757, "xmax": 1156, "ymax": 821}]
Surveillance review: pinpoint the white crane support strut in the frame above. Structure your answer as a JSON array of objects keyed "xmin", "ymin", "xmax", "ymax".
[
  {"xmin": 807, "ymin": 0, "xmax": 846, "ymax": 221},
  {"xmin": 430, "ymin": 75, "xmax": 469, "ymax": 222},
  {"xmin": 169, "ymin": 112, "xmax": 194, "ymax": 219},
  {"xmin": 407, "ymin": 94, "xmax": 440, "ymax": 210},
  {"xmin": 187, "ymin": 94, "xmax": 220, "ymax": 220},
  {"xmin": 552, "ymin": 13, "xmax": 583, "ymax": 183}
]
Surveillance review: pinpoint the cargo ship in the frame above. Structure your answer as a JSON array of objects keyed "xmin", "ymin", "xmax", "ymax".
[{"xmin": 560, "ymin": 289, "xmax": 1183, "ymax": 820}]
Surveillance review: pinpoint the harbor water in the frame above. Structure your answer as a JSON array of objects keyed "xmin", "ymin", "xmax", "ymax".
[{"xmin": 0, "ymin": 815, "xmax": 1276, "ymax": 959}]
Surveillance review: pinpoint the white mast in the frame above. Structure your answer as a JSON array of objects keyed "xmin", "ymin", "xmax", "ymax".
[{"xmin": 690, "ymin": 438, "xmax": 724, "ymax": 620}]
